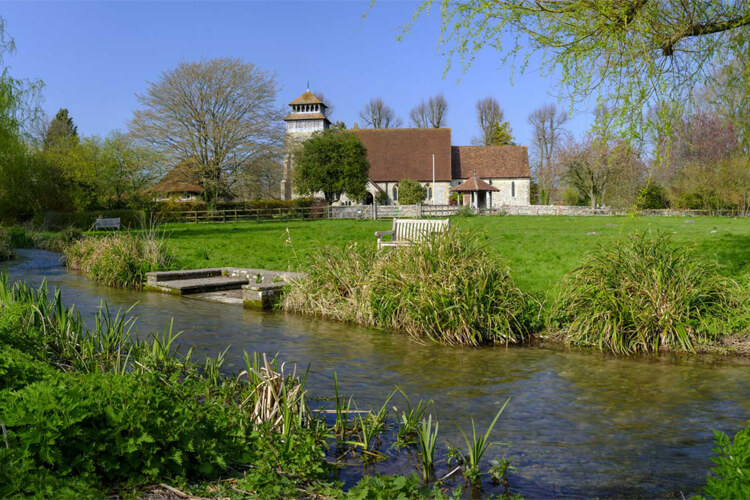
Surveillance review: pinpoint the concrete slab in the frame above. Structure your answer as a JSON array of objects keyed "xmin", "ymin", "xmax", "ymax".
[
  {"xmin": 154, "ymin": 276, "xmax": 249, "ymax": 295},
  {"xmin": 188, "ymin": 289, "xmax": 244, "ymax": 305}
]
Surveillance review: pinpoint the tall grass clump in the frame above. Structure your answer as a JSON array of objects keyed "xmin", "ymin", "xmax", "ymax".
[
  {"xmin": 284, "ymin": 229, "xmax": 538, "ymax": 346},
  {"xmin": 64, "ymin": 227, "xmax": 174, "ymax": 288},
  {"xmin": 0, "ymin": 225, "xmax": 14, "ymax": 261},
  {"xmin": 550, "ymin": 233, "xmax": 740, "ymax": 354}
]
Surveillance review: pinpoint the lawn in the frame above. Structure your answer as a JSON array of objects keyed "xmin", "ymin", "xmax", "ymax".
[{"xmin": 159, "ymin": 215, "xmax": 750, "ymax": 297}]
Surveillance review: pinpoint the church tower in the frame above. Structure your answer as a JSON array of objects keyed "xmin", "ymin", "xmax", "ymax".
[{"xmin": 281, "ymin": 90, "xmax": 331, "ymax": 200}]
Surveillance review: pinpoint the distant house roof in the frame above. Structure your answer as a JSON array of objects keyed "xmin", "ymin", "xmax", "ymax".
[
  {"xmin": 284, "ymin": 112, "xmax": 331, "ymax": 122},
  {"xmin": 152, "ymin": 161, "xmax": 203, "ymax": 194},
  {"xmin": 351, "ymin": 128, "xmax": 452, "ymax": 182},
  {"xmin": 450, "ymin": 176, "xmax": 500, "ymax": 192},
  {"xmin": 289, "ymin": 91, "xmax": 326, "ymax": 106},
  {"xmin": 451, "ymin": 146, "xmax": 530, "ymax": 179}
]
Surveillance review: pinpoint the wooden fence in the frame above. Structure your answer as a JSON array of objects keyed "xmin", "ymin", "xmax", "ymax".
[{"xmin": 151, "ymin": 204, "xmax": 750, "ymax": 224}]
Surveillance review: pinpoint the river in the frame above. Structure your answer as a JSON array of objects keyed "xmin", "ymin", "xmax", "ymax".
[{"xmin": 3, "ymin": 249, "xmax": 750, "ymax": 498}]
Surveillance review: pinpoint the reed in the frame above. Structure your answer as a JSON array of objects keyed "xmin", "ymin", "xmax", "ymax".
[
  {"xmin": 393, "ymin": 389, "xmax": 432, "ymax": 447},
  {"xmin": 0, "ymin": 226, "xmax": 14, "ymax": 261},
  {"xmin": 64, "ymin": 227, "xmax": 174, "ymax": 289},
  {"xmin": 416, "ymin": 414, "xmax": 439, "ymax": 483},
  {"xmin": 453, "ymin": 399, "xmax": 509, "ymax": 484},
  {"xmin": 550, "ymin": 232, "xmax": 742, "ymax": 354},
  {"xmin": 284, "ymin": 230, "xmax": 538, "ymax": 346}
]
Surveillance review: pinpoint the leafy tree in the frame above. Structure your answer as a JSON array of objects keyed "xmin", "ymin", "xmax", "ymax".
[
  {"xmin": 491, "ymin": 121, "xmax": 515, "ymax": 146},
  {"xmin": 43, "ymin": 108, "xmax": 78, "ymax": 150},
  {"xmin": 396, "ymin": 179, "xmax": 426, "ymax": 204},
  {"xmin": 404, "ymin": 1, "xmax": 750, "ymax": 137},
  {"xmin": 293, "ymin": 130, "xmax": 369, "ymax": 203},
  {"xmin": 637, "ymin": 183, "xmax": 669, "ymax": 210},
  {"xmin": 129, "ymin": 58, "xmax": 284, "ymax": 208},
  {"xmin": 100, "ymin": 131, "xmax": 164, "ymax": 208},
  {"xmin": 359, "ymin": 98, "xmax": 402, "ymax": 128}
]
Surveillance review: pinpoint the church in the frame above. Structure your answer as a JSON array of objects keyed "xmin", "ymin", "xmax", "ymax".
[{"xmin": 280, "ymin": 90, "xmax": 531, "ymax": 208}]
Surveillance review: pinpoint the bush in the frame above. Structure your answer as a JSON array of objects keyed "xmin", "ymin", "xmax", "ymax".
[
  {"xmin": 0, "ymin": 226, "xmax": 13, "ymax": 261},
  {"xmin": 284, "ymin": 230, "xmax": 538, "ymax": 346},
  {"xmin": 701, "ymin": 423, "xmax": 750, "ymax": 499},
  {"xmin": 637, "ymin": 183, "xmax": 669, "ymax": 209},
  {"xmin": 397, "ymin": 179, "xmax": 426, "ymax": 205},
  {"xmin": 0, "ymin": 303, "xmax": 45, "ymax": 357},
  {"xmin": 0, "ymin": 346, "xmax": 59, "ymax": 392},
  {"xmin": 550, "ymin": 233, "xmax": 740, "ymax": 354},
  {"xmin": 64, "ymin": 230, "xmax": 175, "ymax": 288},
  {"xmin": 0, "ymin": 373, "xmax": 255, "ymax": 497}
]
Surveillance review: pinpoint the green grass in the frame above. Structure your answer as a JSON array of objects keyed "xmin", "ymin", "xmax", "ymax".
[{"xmin": 153, "ymin": 216, "xmax": 750, "ymax": 297}]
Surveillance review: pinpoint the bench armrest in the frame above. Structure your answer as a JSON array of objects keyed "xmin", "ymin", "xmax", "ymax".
[{"xmin": 375, "ymin": 230, "xmax": 394, "ymax": 243}]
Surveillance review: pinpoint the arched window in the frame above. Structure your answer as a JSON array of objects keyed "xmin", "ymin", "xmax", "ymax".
[
  {"xmin": 511, "ymin": 181, "xmax": 515, "ymax": 197},
  {"xmin": 393, "ymin": 185, "xmax": 398, "ymax": 203}
]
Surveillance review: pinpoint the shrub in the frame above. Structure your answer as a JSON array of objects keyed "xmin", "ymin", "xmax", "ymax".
[
  {"xmin": 64, "ymin": 230, "xmax": 175, "ymax": 288},
  {"xmin": 0, "ymin": 303, "xmax": 46, "ymax": 357},
  {"xmin": 0, "ymin": 226, "xmax": 13, "ymax": 261},
  {"xmin": 397, "ymin": 179, "xmax": 426, "ymax": 205},
  {"xmin": 284, "ymin": 230, "xmax": 538, "ymax": 346},
  {"xmin": 701, "ymin": 423, "xmax": 750, "ymax": 499},
  {"xmin": 637, "ymin": 183, "xmax": 669, "ymax": 210},
  {"xmin": 0, "ymin": 346, "xmax": 59, "ymax": 392},
  {"xmin": 0, "ymin": 373, "xmax": 255, "ymax": 497},
  {"xmin": 550, "ymin": 233, "xmax": 740, "ymax": 354}
]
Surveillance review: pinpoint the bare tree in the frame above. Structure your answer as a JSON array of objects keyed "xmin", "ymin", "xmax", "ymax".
[
  {"xmin": 474, "ymin": 97, "xmax": 506, "ymax": 145},
  {"xmin": 311, "ymin": 89, "xmax": 335, "ymax": 119},
  {"xmin": 409, "ymin": 101, "xmax": 429, "ymax": 128},
  {"xmin": 410, "ymin": 93, "xmax": 448, "ymax": 128},
  {"xmin": 359, "ymin": 97, "xmax": 402, "ymax": 129},
  {"xmin": 129, "ymin": 58, "xmax": 285, "ymax": 207},
  {"xmin": 528, "ymin": 103, "xmax": 569, "ymax": 204}
]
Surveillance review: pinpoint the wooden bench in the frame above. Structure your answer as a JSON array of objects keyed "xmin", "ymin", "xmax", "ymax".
[
  {"xmin": 375, "ymin": 218, "xmax": 450, "ymax": 249},
  {"xmin": 94, "ymin": 217, "xmax": 121, "ymax": 230}
]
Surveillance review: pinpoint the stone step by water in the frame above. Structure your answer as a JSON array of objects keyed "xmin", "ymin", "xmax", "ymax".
[{"xmin": 145, "ymin": 267, "xmax": 307, "ymax": 310}]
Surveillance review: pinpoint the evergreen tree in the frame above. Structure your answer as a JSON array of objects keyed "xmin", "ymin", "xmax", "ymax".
[{"xmin": 44, "ymin": 108, "xmax": 78, "ymax": 150}]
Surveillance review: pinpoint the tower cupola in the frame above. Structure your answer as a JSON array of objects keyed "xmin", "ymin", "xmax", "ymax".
[{"xmin": 284, "ymin": 90, "xmax": 330, "ymax": 134}]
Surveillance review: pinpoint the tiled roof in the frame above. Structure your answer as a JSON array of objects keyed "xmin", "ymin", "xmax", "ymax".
[
  {"xmin": 152, "ymin": 161, "xmax": 203, "ymax": 194},
  {"xmin": 284, "ymin": 112, "xmax": 330, "ymax": 122},
  {"xmin": 289, "ymin": 91, "xmax": 325, "ymax": 106},
  {"xmin": 351, "ymin": 128, "xmax": 452, "ymax": 182},
  {"xmin": 451, "ymin": 146, "xmax": 530, "ymax": 179},
  {"xmin": 450, "ymin": 176, "xmax": 499, "ymax": 192}
]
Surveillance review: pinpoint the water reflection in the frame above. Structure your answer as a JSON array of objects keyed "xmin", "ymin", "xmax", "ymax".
[{"xmin": 3, "ymin": 249, "xmax": 750, "ymax": 498}]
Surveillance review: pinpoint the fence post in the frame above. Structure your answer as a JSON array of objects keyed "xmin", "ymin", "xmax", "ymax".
[
  {"xmin": 373, "ymin": 202, "xmax": 377, "ymax": 220},
  {"xmin": 417, "ymin": 203, "xmax": 422, "ymax": 217}
]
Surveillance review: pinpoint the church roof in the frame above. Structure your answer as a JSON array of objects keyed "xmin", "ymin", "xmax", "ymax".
[
  {"xmin": 451, "ymin": 146, "xmax": 530, "ymax": 179},
  {"xmin": 289, "ymin": 91, "xmax": 326, "ymax": 106},
  {"xmin": 351, "ymin": 128, "xmax": 452, "ymax": 182},
  {"xmin": 450, "ymin": 176, "xmax": 499, "ymax": 192},
  {"xmin": 284, "ymin": 112, "xmax": 330, "ymax": 122}
]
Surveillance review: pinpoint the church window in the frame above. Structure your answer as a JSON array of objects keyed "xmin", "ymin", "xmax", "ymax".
[
  {"xmin": 511, "ymin": 181, "xmax": 515, "ymax": 197},
  {"xmin": 393, "ymin": 185, "xmax": 398, "ymax": 202},
  {"xmin": 425, "ymin": 185, "xmax": 432, "ymax": 201}
]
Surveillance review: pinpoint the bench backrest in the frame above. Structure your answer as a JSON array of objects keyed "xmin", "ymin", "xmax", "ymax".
[
  {"xmin": 95, "ymin": 218, "xmax": 121, "ymax": 228},
  {"xmin": 393, "ymin": 218, "xmax": 450, "ymax": 242}
]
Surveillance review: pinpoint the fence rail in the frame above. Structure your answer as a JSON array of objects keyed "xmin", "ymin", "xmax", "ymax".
[{"xmin": 150, "ymin": 204, "xmax": 750, "ymax": 224}]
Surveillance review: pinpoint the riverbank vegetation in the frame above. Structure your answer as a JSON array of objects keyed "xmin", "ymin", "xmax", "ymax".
[
  {"xmin": 284, "ymin": 230, "xmax": 539, "ymax": 346},
  {"xmin": 0, "ymin": 226, "xmax": 13, "ymax": 261},
  {"xmin": 0, "ymin": 275, "xmax": 524, "ymax": 498},
  {"xmin": 63, "ymin": 229, "xmax": 175, "ymax": 288},
  {"xmin": 550, "ymin": 234, "xmax": 744, "ymax": 354}
]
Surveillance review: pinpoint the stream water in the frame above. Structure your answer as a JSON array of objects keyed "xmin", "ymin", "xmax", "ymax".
[{"xmin": 3, "ymin": 249, "xmax": 750, "ymax": 498}]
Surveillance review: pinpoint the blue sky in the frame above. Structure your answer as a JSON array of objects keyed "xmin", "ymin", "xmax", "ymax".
[{"xmin": 1, "ymin": 1, "xmax": 595, "ymax": 148}]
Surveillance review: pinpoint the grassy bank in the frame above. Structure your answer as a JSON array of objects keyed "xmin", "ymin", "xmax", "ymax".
[
  {"xmin": 154, "ymin": 215, "xmax": 750, "ymax": 297},
  {"xmin": 0, "ymin": 226, "xmax": 13, "ymax": 261},
  {"xmin": 0, "ymin": 274, "xmax": 526, "ymax": 498}
]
